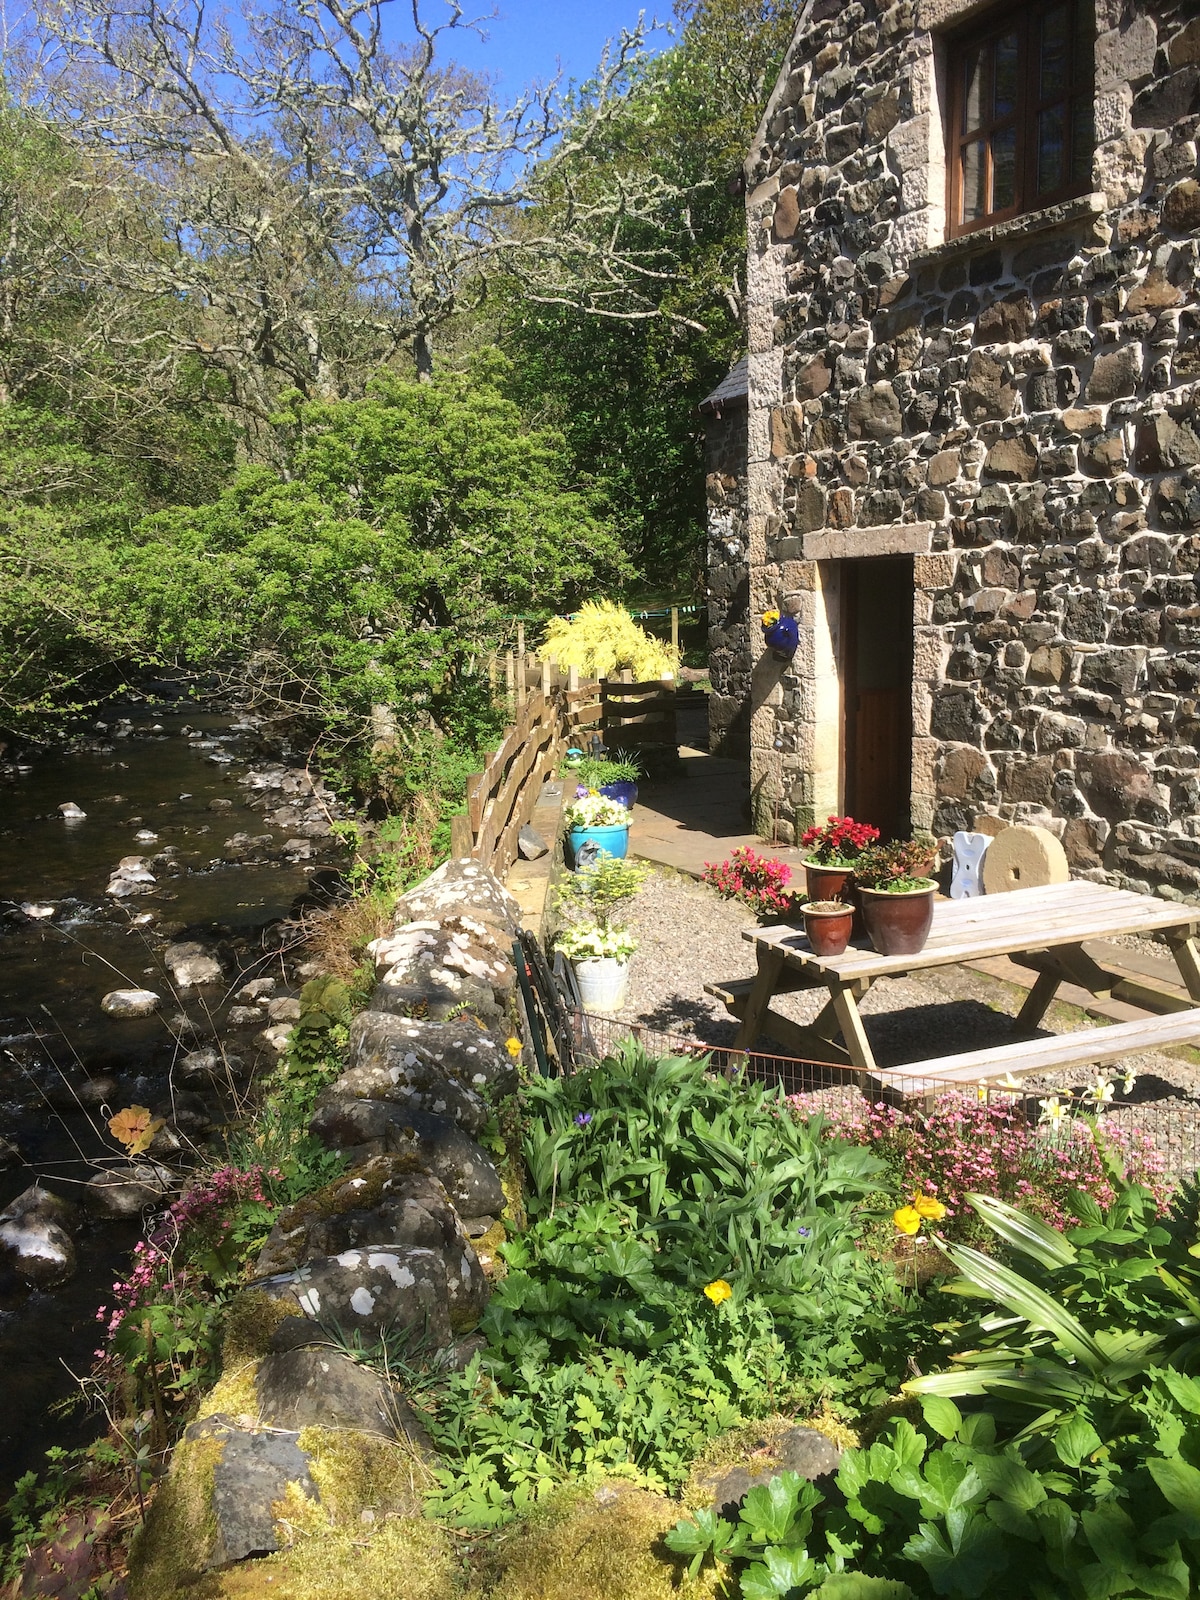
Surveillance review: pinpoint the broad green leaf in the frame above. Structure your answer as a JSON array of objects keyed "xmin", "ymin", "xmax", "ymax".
[
  {"xmin": 902, "ymin": 1512, "xmax": 1008, "ymax": 1599},
  {"xmin": 973, "ymin": 1454, "xmax": 1048, "ymax": 1510},
  {"xmin": 740, "ymin": 1473, "xmax": 806, "ymax": 1545},
  {"xmin": 1149, "ymin": 1456, "xmax": 1200, "ymax": 1518},
  {"xmin": 1054, "ymin": 1415, "xmax": 1102, "ymax": 1469},
  {"xmin": 966, "ymin": 1193, "xmax": 1078, "ymax": 1269},
  {"xmin": 920, "ymin": 1455, "xmax": 983, "ymax": 1518},
  {"xmin": 812, "ymin": 1577, "xmax": 916, "ymax": 1599},
  {"xmin": 919, "ymin": 1395, "xmax": 962, "ymax": 1441},
  {"xmin": 1157, "ymin": 1368, "xmax": 1200, "ymax": 1416},
  {"xmin": 1080, "ymin": 1502, "xmax": 1136, "ymax": 1574}
]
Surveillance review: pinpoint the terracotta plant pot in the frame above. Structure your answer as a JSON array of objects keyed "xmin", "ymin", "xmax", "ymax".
[
  {"xmin": 804, "ymin": 862, "xmax": 855, "ymax": 903},
  {"xmin": 858, "ymin": 880, "xmax": 937, "ymax": 957},
  {"xmin": 802, "ymin": 900, "xmax": 854, "ymax": 957}
]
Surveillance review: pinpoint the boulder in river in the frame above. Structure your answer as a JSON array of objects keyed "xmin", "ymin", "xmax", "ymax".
[
  {"xmin": 163, "ymin": 941, "xmax": 223, "ymax": 988},
  {"xmin": 58, "ymin": 802, "xmax": 86, "ymax": 821},
  {"xmin": 101, "ymin": 988, "xmax": 161, "ymax": 1018},
  {"xmin": 19, "ymin": 902, "xmax": 56, "ymax": 920},
  {"xmin": 177, "ymin": 1046, "xmax": 246, "ymax": 1086},
  {"xmin": 85, "ymin": 1161, "xmax": 176, "ymax": 1218},
  {"xmin": 0, "ymin": 1185, "xmax": 78, "ymax": 1286}
]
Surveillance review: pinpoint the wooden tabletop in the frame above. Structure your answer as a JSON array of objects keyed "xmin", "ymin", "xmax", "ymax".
[{"xmin": 743, "ymin": 881, "xmax": 1200, "ymax": 983}]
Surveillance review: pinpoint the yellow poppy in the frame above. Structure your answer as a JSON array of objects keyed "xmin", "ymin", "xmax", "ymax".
[
  {"xmin": 505, "ymin": 1036, "xmax": 523, "ymax": 1059},
  {"xmin": 892, "ymin": 1206, "xmax": 922, "ymax": 1236},
  {"xmin": 703, "ymin": 1278, "xmax": 733, "ymax": 1305},
  {"xmin": 913, "ymin": 1193, "xmax": 946, "ymax": 1221}
]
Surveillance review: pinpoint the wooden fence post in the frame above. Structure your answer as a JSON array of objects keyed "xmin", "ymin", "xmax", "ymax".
[
  {"xmin": 450, "ymin": 813, "xmax": 473, "ymax": 858},
  {"xmin": 670, "ymin": 606, "xmax": 679, "ymax": 653}
]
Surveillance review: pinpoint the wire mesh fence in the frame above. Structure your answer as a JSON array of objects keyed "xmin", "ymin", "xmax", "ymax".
[{"xmin": 570, "ymin": 1009, "xmax": 1200, "ymax": 1184}]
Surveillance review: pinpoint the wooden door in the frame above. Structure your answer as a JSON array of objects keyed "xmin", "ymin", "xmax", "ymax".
[{"xmin": 843, "ymin": 558, "xmax": 913, "ymax": 838}]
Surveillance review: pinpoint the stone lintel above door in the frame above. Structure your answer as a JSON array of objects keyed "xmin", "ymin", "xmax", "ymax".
[{"xmin": 802, "ymin": 524, "xmax": 933, "ymax": 562}]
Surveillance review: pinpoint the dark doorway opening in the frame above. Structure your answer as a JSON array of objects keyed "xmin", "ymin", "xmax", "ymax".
[{"xmin": 842, "ymin": 556, "xmax": 913, "ymax": 838}]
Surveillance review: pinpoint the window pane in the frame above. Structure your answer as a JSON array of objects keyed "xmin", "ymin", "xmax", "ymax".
[
  {"xmin": 962, "ymin": 138, "xmax": 986, "ymax": 222},
  {"xmin": 1040, "ymin": 5, "xmax": 1070, "ymax": 96},
  {"xmin": 1037, "ymin": 104, "xmax": 1066, "ymax": 192},
  {"xmin": 993, "ymin": 31, "xmax": 1019, "ymax": 119},
  {"xmin": 1071, "ymin": 98, "xmax": 1093, "ymax": 185},
  {"xmin": 962, "ymin": 46, "xmax": 985, "ymax": 132},
  {"xmin": 992, "ymin": 126, "xmax": 1017, "ymax": 209}
]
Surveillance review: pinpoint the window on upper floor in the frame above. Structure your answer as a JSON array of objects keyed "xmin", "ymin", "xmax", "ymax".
[{"xmin": 945, "ymin": 0, "xmax": 1094, "ymax": 239}]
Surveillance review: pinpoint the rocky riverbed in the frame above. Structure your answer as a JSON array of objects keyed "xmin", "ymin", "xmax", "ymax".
[{"xmin": 0, "ymin": 699, "xmax": 352, "ymax": 1497}]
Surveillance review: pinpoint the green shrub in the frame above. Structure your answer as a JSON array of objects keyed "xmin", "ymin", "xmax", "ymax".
[{"xmin": 413, "ymin": 1046, "xmax": 900, "ymax": 1528}]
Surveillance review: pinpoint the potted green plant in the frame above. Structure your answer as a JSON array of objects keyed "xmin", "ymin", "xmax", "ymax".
[
  {"xmin": 801, "ymin": 899, "xmax": 855, "ymax": 957},
  {"xmin": 553, "ymin": 857, "xmax": 649, "ymax": 1013},
  {"xmin": 563, "ymin": 790, "xmax": 632, "ymax": 866},
  {"xmin": 798, "ymin": 815, "xmax": 880, "ymax": 901},
  {"xmin": 575, "ymin": 750, "xmax": 642, "ymax": 810},
  {"xmin": 853, "ymin": 835, "xmax": 939, "ymax": 957}
]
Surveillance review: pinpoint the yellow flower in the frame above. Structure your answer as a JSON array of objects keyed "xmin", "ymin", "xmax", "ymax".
[
  {"xmin": 893, "ymin": 1206, "xmax": 922, "ymax": 1236},
  {"xmin": 761, "ymin": 609, "xmax": 781, "ymax": 628},
  {"xmin": 703, "ymin": 1278, "xmax": 733, "ymax": 1306},
  {"xmin": 505, "ymin": 1036, "xmax": 523, "ymax": 1059},
  {"xmin": 913, "ymin": 1192, "xmax": 946, "ymax": 1222}
]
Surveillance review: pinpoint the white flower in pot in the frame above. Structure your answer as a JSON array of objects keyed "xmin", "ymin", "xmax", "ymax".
[{"xmin": 555, "ymin": 922, "xmax": 638, "ymax": 1014}]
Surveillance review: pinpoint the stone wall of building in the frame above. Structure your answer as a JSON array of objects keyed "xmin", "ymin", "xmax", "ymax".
[
  {"xmin": 704, "ymin": 395, "xmax": 752, "ymax": 757},
  {"xmin": 740, "ymin": 0, "xmax": 1200, "ymax": 895}
]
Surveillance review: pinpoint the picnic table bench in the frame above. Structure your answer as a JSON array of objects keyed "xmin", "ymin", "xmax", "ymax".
[{"xmin": 704, "ymin": 881, "xmax": 1200, "ymax": 1101}]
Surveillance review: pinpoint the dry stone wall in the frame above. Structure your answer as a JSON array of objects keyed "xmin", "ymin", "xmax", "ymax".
[
  {"xmin": 740, "ymin": 0, "xmax": 1200, "ymax": 897},
  {"xmin": 705, "ymin": 397, "xmax": 752, "ymax": 757}
]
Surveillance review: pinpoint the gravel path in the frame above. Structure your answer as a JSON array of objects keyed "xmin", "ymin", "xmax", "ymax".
[{"xmin": 609, "ymin": 869, "xmax": 1200, "ymax": 1177}]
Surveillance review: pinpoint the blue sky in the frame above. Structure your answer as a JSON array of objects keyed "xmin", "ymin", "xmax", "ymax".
[{"xmin": 444, "ymin": 2, "xmax": 671, "ymax": 99}]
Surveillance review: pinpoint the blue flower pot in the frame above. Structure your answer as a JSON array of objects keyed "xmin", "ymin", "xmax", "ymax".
[
  {"xmin": 599, "ymin": 780, "xmax": 638, "ymax": 809},
  {"xmin": 567, "ymin": 823, "xmax": 630, "ymax": 867}
]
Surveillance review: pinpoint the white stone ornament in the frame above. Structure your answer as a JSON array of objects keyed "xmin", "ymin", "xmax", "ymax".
[{"xmin": 950, "ymin": 832, "xmax": 991, "ymax": 899}]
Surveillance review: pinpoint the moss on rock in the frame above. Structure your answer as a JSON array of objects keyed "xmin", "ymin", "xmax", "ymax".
[
  {"xmin": 221, "ymin": 1289, "xmax": 295, "ymax": 1366},
  {"xmin": 126, "ymin": 1432, "xmax": 225, "ymax": 1599},
  {"xmin": 479, "ymin": 1481, "xmax": 722, "ymax": 1600}
]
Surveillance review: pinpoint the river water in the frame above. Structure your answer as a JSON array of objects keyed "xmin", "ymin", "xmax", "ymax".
[{"xmin": 0, "ymin": 701, "xmax": 342, "ymax": 1497}]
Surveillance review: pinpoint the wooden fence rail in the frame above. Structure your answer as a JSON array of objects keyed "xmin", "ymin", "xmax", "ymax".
[{"xmin": 450, "ymin": 654, "xmax": 697, "ymax": 878}]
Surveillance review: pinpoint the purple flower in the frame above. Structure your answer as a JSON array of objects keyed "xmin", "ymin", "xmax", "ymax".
[
  {"xmin": 796, "ymin": 1226, "xmax": 811, "ymax": 1237},
  {"xmin": 576, "ymin": 785, "xmax": 590, "ymax": 798},
  {"xmin": 574, "ymin": 1112, "xmax": 593, "ymax": 1127}
]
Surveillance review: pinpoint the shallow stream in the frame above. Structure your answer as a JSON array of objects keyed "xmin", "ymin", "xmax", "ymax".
[{"xmin": 0, "ymin": 703, "xmax": 344, "ymax": 1498}]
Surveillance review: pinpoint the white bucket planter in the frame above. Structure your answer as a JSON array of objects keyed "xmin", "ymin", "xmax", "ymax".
[{"xmin": 573, "ymin": 956, "xmax": 630, "ymax": 1015}]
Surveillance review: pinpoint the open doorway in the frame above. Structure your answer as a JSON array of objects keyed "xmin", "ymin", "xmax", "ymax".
[{"xmin": 842, "ymin": 556, "xmax": 913, "ymax": 838}]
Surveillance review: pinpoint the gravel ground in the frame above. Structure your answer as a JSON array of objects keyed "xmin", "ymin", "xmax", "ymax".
[{"xmin": 607, "ymin": 869, "xmax": 1200, "ymax": 1178}]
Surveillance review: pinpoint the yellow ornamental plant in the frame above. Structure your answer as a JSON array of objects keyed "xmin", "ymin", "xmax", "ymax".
[{"xmin": 540, "ymin": 600, "xmax": 681, "ymax": 681}]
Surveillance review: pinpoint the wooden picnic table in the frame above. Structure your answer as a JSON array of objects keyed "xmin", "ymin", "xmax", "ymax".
[{"xmin": 705, "ymin": 881, "xmax": 1200, "ymax": 1098}]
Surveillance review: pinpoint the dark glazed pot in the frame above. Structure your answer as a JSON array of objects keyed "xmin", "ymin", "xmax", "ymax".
[
  {"xmin": 858, "ymin": 881, "xmax": 936, "ymax": 957},
  {"xmin": 802, "ymin": 900, "xmax": 854, "ymax": 957},
  {"xmin": 598, "ymin": 780, "xmax": 638, "ymax": 810},
  {"xmin": 804, "ymin": 862, "xmax": 855, "ymax": 903}
]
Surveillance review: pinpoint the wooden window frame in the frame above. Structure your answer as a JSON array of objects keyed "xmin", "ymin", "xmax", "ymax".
[{"xmin": 946, "ymin": 0, "xmax": 1094, "ymax": 240}]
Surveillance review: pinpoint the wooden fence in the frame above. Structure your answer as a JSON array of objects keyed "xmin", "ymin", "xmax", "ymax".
[{"xmin": 449, "ymin": 653, "xmax": 697, "ymax": 878}]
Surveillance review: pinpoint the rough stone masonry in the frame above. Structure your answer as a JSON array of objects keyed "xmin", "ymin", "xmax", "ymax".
[{"xmin": 709, "ymin": 0, "xmax": 1200, "ymax": 900}]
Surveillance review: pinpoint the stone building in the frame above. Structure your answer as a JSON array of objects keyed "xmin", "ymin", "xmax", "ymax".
[{"xmin": 705, "ymin": 0, "xmax": 1200, "ymax": 896}]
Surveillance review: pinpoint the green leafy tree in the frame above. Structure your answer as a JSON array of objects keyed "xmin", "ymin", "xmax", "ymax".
[{"xmin": 121, "ymin": 363, "xmax": 630, "ymax": 751}]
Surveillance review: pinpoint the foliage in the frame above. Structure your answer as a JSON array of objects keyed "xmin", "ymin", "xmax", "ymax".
[
  {"xmin": 852, "ymin": 838, "xmax": 939, "ymax": 894},
  {"xmin": 799, "ymin": 817, "xmax": 881, "ymax": 868},
  {"xmin": 1, "ymin": 1440, "xmax": 128, "ymax": 1593},
  {"xmin": 503, "ymin": 0, "xmax": 797, "ymax": 589},
  {"xmin": 665, "ymin": 1177, "xmax": 1200, "ymax": 1597},
  {"xmin": 541, "ymin": 600, "xmax": 681, "ymax": 682},
  {"xmin": 413, "ymin": 1047, "xmax": 896, "ymax": 1528},
  {"xmin": 789, "ymin": 1091, "xmax": 1171, "ymax": 1237},
  {"xmin": 122, "ymin": 367, "xmax": 626, "ymax": 756},
  {"xmin": 702, "ymin": 846, "xmax": 798, "ymax": 918},
  {"xmin": 554, "ymin": 856, "xmax": 650, "ymax": 929},
  {"xmin": 570, "ymin": 751, "xmax": 642, "ymax": 787}
]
